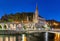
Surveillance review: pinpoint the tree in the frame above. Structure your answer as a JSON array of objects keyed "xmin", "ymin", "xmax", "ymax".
[
  {"xmin": 0, "ymin": 25, "xmax": 2, "ymax": 30},
  {"xmin": 4, "ymin": 25, "xmax": 7, "ymax": 29}
]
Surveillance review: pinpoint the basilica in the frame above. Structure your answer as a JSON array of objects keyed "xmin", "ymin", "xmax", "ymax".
[
  {"xmin": 21, "ymin": 4, "xmax": 48, "ymax": 30},
  {"xmin": 26, "ymin": 4, "xmax": 47, "ymax": 26}
]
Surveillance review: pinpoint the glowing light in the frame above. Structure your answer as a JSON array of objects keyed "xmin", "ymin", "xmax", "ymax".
[
  {"xmin": 45, "ymin": 32, "xmax": 48, "ymax": 41},
  {"xmin": 14, "ymin": 21, "xmax": 19, "ymax": 23},
  {"xmin": 54, "ymin": 33, "xmax": 60, "ymax": 41},
  {"xmin": 53, "ymin": 22, "xmax": 58, "ymax": 26},
  {"xmin": 22, "ymin": 34, "xmax": 27, "ymax": 41}
]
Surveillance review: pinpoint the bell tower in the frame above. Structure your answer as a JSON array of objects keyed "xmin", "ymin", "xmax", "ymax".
[{"xmin": 33, "ymin": 4, "xmax": 38, "ymax": 23}]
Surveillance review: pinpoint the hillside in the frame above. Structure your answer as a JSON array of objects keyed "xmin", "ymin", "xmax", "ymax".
[{"xmin": 0, "ymin": 12, "xmax": 34, "ymax": 22}]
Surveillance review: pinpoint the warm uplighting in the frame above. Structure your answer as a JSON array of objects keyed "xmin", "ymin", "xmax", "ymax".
[
  {"xmin": 53, "ymin": 22, "xmax": 58, "ymax": 26},
  {"xmin": 14, "ymin": 21, "xmax": 20, "ymax": 23},
  {"xmin": 54, "ymin": 33, "xmax": 60, "ymax": 41}
]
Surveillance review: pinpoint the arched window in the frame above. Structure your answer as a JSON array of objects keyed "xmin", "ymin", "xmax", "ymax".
[
  {"xmin": 0, "ymin": 25, "xmax": 2, "ymax": 30},
  {"xmin": 4, "ymin": 25, "xmax": 7, "ymax": 29}
]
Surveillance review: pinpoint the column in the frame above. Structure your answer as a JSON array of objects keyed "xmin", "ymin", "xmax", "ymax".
[
  {"xmin": 8, "ymin": 36, "xmax": 10, "ymax": 41},
  {"xmin": 5, "ymin": 37, "xmax": 9, "ymax": 41},
  {"xmin": 2, "ymin": 25, "xmax": 4, "ymax": 30},
  {"xmin": 14, "ymin": 24, "xmax": 16, "ymax": 30},
  {"xmin": 13, "ymin": 36, "xmax": 16, "ymax": 41},
  {"xmin": 10, "ymin": 36, "xmax": 16, "ymax": 41},
  {"xmin": 0, "ymin": 36, "xmax": 3, "ymax": 41},
  {"xmin": 18, "ymin": 36, "xmax": 21, "ymax": 41},
  {"xmin": 59, "ymin": 34, "xmax": 60, "ymax": 41},
  {"xmin": 22, "ymin": 34, "xmax": 27, "ymax": 41},
  {"xmin": 16, "ymin": 35, "xmax": 18, "ymax": 41},
  {"xmin": 3, "ymin": 36, "xmax": 5, "ymax": 41},
  {"xmin": 6, "ymin": 24, "xmax": 8, "ymax": 30},
  {"xmin": 45, "ymin": 32, "xmax": 48, "ymax": 41},
  {"xmin": 7, "ymin": 24, "xmax": 10, "ymax": 30},
  {"xmin": 58, "ymin": 33, "xmax": 60, "ymax": 41}
]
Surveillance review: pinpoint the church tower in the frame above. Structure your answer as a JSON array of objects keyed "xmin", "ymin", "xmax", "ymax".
[
  {"xmin": 27, "ymin": 16, "xmax": 29, "ymax": 22},
  {"xmin": 33, "ymin": 4, "xmax": 38, "ymax": 23}
]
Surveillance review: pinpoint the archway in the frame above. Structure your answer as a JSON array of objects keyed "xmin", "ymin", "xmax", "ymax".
[
  {"xmin": 0, "ymin": 25, "xmax": 2, "ymax": 30},
  {"xmin": 16, "ymin": 24, "xmax": 23, "ymax": 31},
  {"xmin": 4, "ymin": 24, "xmax": 8, "ymax": 30}
]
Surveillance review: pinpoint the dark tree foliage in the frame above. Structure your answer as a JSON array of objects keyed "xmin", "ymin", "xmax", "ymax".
[{"xmin": 0, "ymin": 12, "xmax": 34, "ymax": 22}]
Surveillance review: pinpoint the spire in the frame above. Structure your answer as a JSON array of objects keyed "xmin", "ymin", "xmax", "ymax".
[
  {"xmin": 35, "ymin": 3, "xmax": 38, "ymax": 17},
  {"xmin": 36, "ymin": 3, "xmax": 38, "ymax": 10},
  {"xmin": 33, "ymin": 3, "xmax": 38, "ymax": 23}
]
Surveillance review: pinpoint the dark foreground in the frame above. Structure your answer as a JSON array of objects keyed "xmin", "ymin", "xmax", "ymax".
[{"xmin": 0, "ymin": 32, "xmax": 57, "ymax": 41}]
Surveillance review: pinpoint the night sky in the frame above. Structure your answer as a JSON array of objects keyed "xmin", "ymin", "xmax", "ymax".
[{"xmin": 0, "ymin": 0, "xmax": 60, "ymax": 21}]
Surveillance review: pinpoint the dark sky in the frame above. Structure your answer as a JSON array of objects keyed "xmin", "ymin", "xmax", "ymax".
[{"xmin": 0, "ymin": 0, "xmax": 60, "ymax": 21}]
